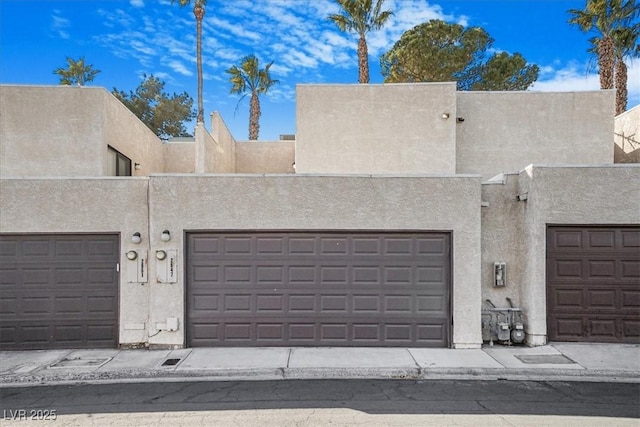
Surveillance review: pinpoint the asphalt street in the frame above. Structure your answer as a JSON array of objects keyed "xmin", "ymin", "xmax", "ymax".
[{"xmin": 1, "ymin": 379, "xmax": 639, "ymax": 426}]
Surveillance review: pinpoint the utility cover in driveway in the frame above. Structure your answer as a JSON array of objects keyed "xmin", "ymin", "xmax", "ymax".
[
  {"xmin": 186, "ymin": 232, "xmax": 451, "ymax": 347},
  {"xmin": 0, "ymin": 234, "xmax": 119, "ymax": 350},
  {"xmin": 547, "ymin": 226, "xmax": 640, "ymax": 343}
]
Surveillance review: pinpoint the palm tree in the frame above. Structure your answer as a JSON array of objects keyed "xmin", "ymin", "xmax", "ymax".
[
  {"xmin": 226, "ymin": 55, "xmax": 278, "ymax": 140},
  {"xmin": 568, "ymin": 0, "xmax": 638, "ymax": 91},
  {"xmin": 53, "ymin": 57, "xmax": 100, "ymax": 86},
  {"xmin": 173, "ymin": 0, "xmax": 206, "ymax": 123},
  {"xmin": 329, "ymin": 0, "xmax": 393, "ymax": 83},
  {"xmin": 613, "ymin": 26, "xmax": 640, "ymax": 114}
]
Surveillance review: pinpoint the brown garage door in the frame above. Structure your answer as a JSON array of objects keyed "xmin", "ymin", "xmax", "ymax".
[
  {"xmin": 0, "ymin": 234, "xmax": 119, "ymax": 350},
  {"xmin": 187, "ymin": 232, "xmax": 451, "ymax": 347},
  {"xmin": 547, "ymin": 226, "xmax": 640, "ymax": 343}
]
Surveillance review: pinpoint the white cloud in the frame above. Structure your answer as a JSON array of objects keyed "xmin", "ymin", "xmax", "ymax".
[
  {"xmin": 282, "ymin": 49, "xmax": 319, "ymax": 69},
  {"xmin": 269, "ymin": 63, "xmax": 293, "ymax": 76},
  {"xmin": 51, "ymin": 10, "xmax": 70, "ymax": 39},
  {"xmin": 130, "ymin": 0, "xmax": 144, "ymax": 8},
  {"xmin": 208, "ymin": 17, "xmax": 262, "ymax": 42},
  {"xmin": 531, "ymin": 58, "xmax": 640, "ymax": 110},
  {"xmin": 168, "ymin": 60, "xmax": 193, "ymax": 76}
]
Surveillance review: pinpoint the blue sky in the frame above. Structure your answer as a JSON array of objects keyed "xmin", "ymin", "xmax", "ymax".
[{"xmin": 1, "ymin": 0, "xmax": 639, "ymax": 141}]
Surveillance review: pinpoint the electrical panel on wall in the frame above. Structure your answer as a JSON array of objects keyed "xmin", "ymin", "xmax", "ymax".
[
  {"xmin": 156, "ymin": 249, "xmax": 178, "ymax": 283},
  {"xmin": 126, "ymin": 250, "xmax": 148, "ymax": 283},
  {"xmin": 494, "ymin": 262, "xmax": 506, "ymax": 287}
]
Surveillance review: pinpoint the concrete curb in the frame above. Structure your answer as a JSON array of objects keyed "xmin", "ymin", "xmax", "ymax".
[{"xmin": 2, "ymin": 367, "xmax": 639, "ymax": 387}]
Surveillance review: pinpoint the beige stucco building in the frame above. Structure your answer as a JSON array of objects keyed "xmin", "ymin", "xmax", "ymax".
[{"xmin": 1, "ymin": 83, "xmax": 638, "ymax": 351}]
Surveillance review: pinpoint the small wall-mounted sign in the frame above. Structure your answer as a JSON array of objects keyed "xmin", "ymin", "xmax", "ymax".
[
  {"xmin": 127, "ymin": 250, "xmax": 148, "ymax": 284},
  {"xmin": 156, "ymin": 249, "xmax": 178, "ymax": 283}
]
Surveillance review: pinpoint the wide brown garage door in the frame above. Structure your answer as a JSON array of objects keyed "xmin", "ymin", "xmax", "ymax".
[
  {"xmin": 547, "ymin": 226, "xmax": 640, "ymax": 343},
  {"xmin": 187, "ymin": 232, "xmax": 451, "ymax": 347},
  {"xmin": 0, "ymin": 234, "xmax": 119, "ymax": 350}
]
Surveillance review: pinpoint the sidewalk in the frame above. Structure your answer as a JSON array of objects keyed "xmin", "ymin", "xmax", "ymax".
[{"xmin": 1, "ymin": 343, "xmax": 639, "ymax": 387}]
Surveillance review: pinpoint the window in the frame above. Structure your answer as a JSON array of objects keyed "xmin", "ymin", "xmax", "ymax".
[{"xmin": 107, "ymin": 146, "xmax": 132, "ymax": 176}]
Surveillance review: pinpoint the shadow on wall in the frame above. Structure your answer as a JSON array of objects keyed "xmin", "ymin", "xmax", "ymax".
[{"xmin": 614, "ymin": 142, "xmax": 640, "ymax": 163}]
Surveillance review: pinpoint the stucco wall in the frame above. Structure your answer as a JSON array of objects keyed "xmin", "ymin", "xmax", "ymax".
[
  {"xmin": 0, "ymin": 85, "xmax": 165, "ymax": 177},
  {"xmin": 480, "ymin": 174, "xmax": 526, "ymax": 311},
  {"xmin": 519, "ymin": 165, "xmax": 640, "ymax": 345},
  {"xmin": 163, "ymin": 140, "xmax": 196, "ymax": 173},
  {"xmin": 456, "ymin": 91, "xmax": 615, "ymax": 180},
  {"xmin": 295, "ymin": 83, "xmax": 457, "ymax": 174},
  {"xmin": 235, "ymin": 141, "xmax": 295, "ymax": 173},
  {"xmin": 614, "ymin": 105, "xmax": 640, "ymax": 163},
  {"xmin": 0, "ymin": 177, "xmax": 151, "ymax": 345},
  {"xmin": 148, "ymin": 174, "xmax": 483, "ymax": 348},
  {"xmin": 1, "ymin": 85, "xmax": 103, "ymax": 177},
  {"xmin": 101, "ymin": 91, "xmax": 165, "ymax": 176},
  {"xmin": 209, "ymin": 112, "xmax": 236, "ymax": 173}
]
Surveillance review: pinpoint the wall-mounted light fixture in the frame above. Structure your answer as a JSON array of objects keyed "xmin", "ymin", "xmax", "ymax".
[
  {"xmin": 156, "ymin": 250, "xmax": 167, "ymax": 260},
  {"xmin": 160, "ymin": 230, "xmax": 171, "ymax": 242},
  {"xmin": 441, "ymin": 113, "xmax": 450, "ymax": 119},
  {"xmin": 131, "ymin": 232, "xmax": 141, "ymax": 244},
  {"xmin": 134, "ymin": 163, "xmax": 141, "ymax": 170},
  {"xmin": 126, "ymin": 250, "xmax": 138, "ymax": 261},
  {"xmin": 456, "ymin": 117, "xmax": 465, "ymax": 123}
]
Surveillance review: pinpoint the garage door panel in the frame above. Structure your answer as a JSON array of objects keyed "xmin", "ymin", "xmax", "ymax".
[
  {"xmin": 417, "ymin": 295, "xmax": 448, "ymax": 314},
  {"xmin": 547, "ymin": 226, "xmax": 640, "ymax": 343},
  {"xmin": 622, "ymin": 320, "xmax": 640, "ymax": 338},
  {"xmin": 587, "ymin": 230, "xmax": 616, "ymax": 249},
  {"xmin": 188, "ymin": 320, "xmax": 448, "ymax": 347},
  {"xmin": 621, "ymin": 230, "xmax": 640, "ymax": 248},
  {"xmin": 22, "ymin": 240, "xmax": 51, "ymax": 257},
  {"xmin": 587, "ymin": 289, "xmax": 617, "ymax": 309},
  {"xmin": 589, "ymin": 318, "xmax": 617, "ymax": 338},
  {"xmin": 188, "ymin": 232, "xmax": 451, "ymax": 347},
  {"xmin": 0, "ymin": 234, "xmax": 119, "ymax": 350},
  {"xmin": 256, "ymin": 294, "xmax": 285, "ymax": 312},
  {"xmin": 622, "ymin": 260, "xmax": 640, "ymax": 278},
  {"xmin": 622, "ymin": 290, "xmax": 640, "ymax": 308}
]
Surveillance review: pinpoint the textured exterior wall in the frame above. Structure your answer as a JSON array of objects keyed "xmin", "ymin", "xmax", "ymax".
[
  {"xmin": 0, "ymin": 178, "xmax": 151, "ymax": 345},
  {"xmin": 209, "ymin": 112, "xmax": 236, "ymax": 173},
  {"xmin": 235, "ymin": 141, "xmax": 295, "ymax": 173},
  {"xmin": 457, "ymin": 91, "xmax": 615, "ymax": 180},
  {"xmin": 101, "ymin": 91, "xmax": 164, "ymax": 176},
  {"xmin": 480, "ymin": 174, "xmax": 526, "ymax": 310},
  {"xmin": 295, "ymin": 83, "xmax": 457, "ymax": 174},
  {"xmin": 163, "ymin": 140, "xmax": 196, "ymax": 173},
  {"xmin": 614, "ymin": 105, "xmax": 640, "ymax": 163},
  {"xmin": 0, "ymin": 85, "xmax": 165, "ymax": 177},
  {"xmin": 148, "ymin": 174, "xmax": 483, "ymax": 348},
  {"xmin": 519, "ymin": 165, "xmax": 640, "ymax": 345},
  {"xmin": 1, "ymin": 85, "xmax": 103, "ymax": 177}
]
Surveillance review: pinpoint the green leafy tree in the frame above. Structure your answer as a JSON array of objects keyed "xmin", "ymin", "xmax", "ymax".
[
  {"xmin": 568, "ymin": 0, "xmax": 638, "ymax": 92},
  {"xmin": 380, "ymin": 20, "xmax": 539, "ymax": 91},
  {"xmin": 226, "ymin": 55, "xmax": 278, "ymax": 140},
  {"xmin": 329, "ymin": 0, "xmax": 393, "ymax": 83},
  {"xmin": 113, "ymin": 75, "xmax": 196, "ymax": 139},
  {"xmin": 472, "ymin": 52, "xmax": 540, "ymax": 91},
  {"xmin": 172, "ymin": 0, "xmax": 206, "ymax": 123},
  {"xmin": 53, "ymin": 56, "xmax": 100, "ymax": 86}
]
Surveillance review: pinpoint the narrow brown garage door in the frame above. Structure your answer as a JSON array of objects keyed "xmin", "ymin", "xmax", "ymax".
[
  {"xmin": 187, "ymin": 232, "xmax": 451, "ymax": 347},
  {"xmin": 0, "ymin": 235, "xmax": 119, "ymax": 350},
  {"xmin": 547, "ymin": 226, "xmax": 640, "ymax": 343}
]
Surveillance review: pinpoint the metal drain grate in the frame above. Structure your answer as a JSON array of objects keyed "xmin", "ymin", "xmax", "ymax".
[
  {"xmin": 161, "ymin": 358, "xmax": 181, "ymax": 366},
  {"xmin": 515, "ymin": 354, "xmax": 576, "ymax": 364}
]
